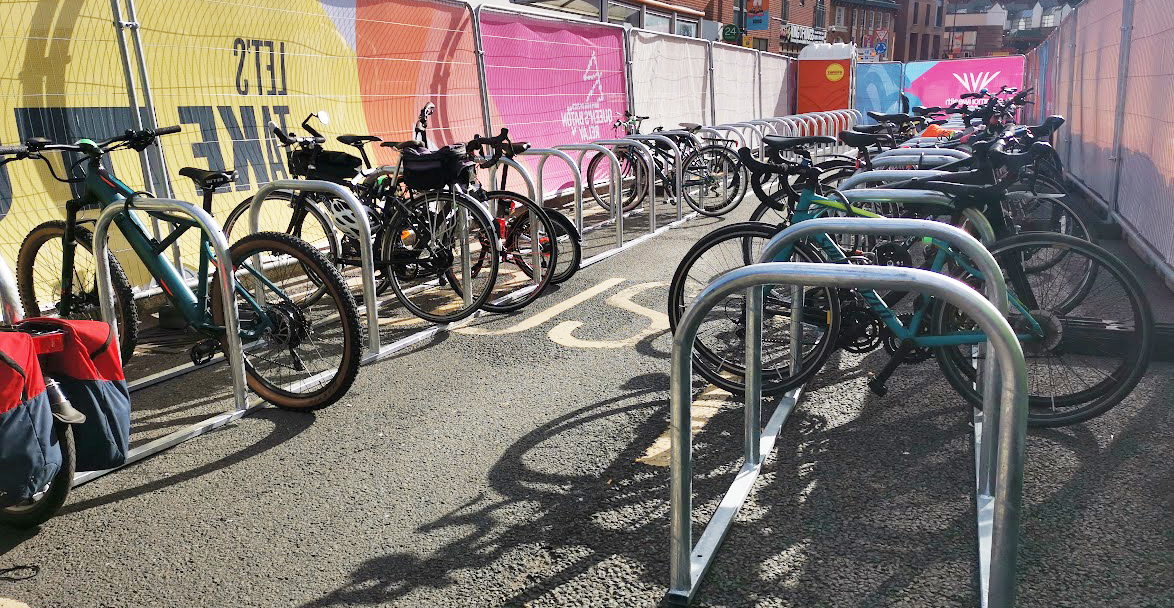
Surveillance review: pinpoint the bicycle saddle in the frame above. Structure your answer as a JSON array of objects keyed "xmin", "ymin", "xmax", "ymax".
[
  {"xmin": 179, "ymin": 167, "xmax": 236, "ymax": 191},
  {"xmin": 678, "ymin": 122, "xmax": 703, "ymax": 133},
  {"xmin": 737, "ymin": 147, "xmax": 788, "ymax": 176},
  {"xmin": 839, "ymin": 130, "xmax": 892, "ymax": 148},
  {"xmin": 763, "ymin": 135, "xmax": 836, "ymax": 152},
  {"xmin": 1027, "ymin": 115, "xmax": 1065, "ymax": 139},
  {"xmin": 867, "ymin": 111, "xmax": 915, "ymax": 124},
  {"xmin": 380, "ymin": 140, "xmax": 425, "ymax": 150},
  {"xmin": 854, "ymin": 124, "xmax": 889, "ymax": 134},
  {"xmin": 337, "ymin": 134, "xmax": 381, "ymax": 147}
]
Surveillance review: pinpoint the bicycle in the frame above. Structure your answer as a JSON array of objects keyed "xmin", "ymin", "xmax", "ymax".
[
  {"xmin": 221, "ymin": 113, "xmax": 501, "ymax": 323},
  {"xmin": 668, "ymin": 141, "xmax": 1153, "ymax": 427},
  {"xmin": 7, "ymin": 127, "xmax": 363, "ymax": 410},
  {"xmin": 585, "ymin": 112, "xmax": 744, "ymax": 217}
]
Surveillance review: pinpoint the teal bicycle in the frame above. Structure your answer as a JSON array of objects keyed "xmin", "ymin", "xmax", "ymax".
[
  {"xmin": 4, "ymin": 127, "xmax": 363, "ymax": 410},
  {"xmin": 668, "ymin": 140, "xmax": 1152, "ymax": 427}
]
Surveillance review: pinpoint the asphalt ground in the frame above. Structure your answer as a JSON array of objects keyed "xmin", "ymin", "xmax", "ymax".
[{"xmin": 1, "ymin": 196, "xmax": 1171, "ymax": 607}]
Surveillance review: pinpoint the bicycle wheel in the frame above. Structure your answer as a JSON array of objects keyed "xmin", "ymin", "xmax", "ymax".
[
  {"xmin": 667, "ymin": 222, "xmax": 841, "ymax": 396},
  {"xmin": 933, "ymin": 233, "xmax": 1153, "ymax": 427},
  {"xmin": 586, "ymin": 149, "xmax": 645, "ymax": 213},
  {"xmin": 749, "ymin": 200, "xmax": 791, "ymax": 227},
  {"xmin": 211, "ymin": 232, "xmax": 362, "ymax": 411},
  {"xmin": 544, "ymin": 210, "xmax": 582, "ymax": 284},
  {"xmin": 681, "ymin": 144, "xmax": 743, "ymax": 216},
  {"xmin": 381, "ymin": 191, "xmax": 499, "ymax": 323},
  {"xmin": 0, "ymin": 421, "xmax": 74, "ymax": 528},
  {"xmin": 17, "ymin": 221, "xmax": 138, "ymax": 363},
  {"xmin": 477, "ymin": 191, "xmax": 557, "ymax": 313}
]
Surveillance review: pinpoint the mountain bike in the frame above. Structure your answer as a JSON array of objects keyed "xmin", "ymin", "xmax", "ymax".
[
  {"xmin": 6, "ymin": 127, "xmax": 363, "ymax": 410},
  {"xmin": 668, "ymin": 142, "xmax": 1153, "ymax": 427},
  {"xmin": 585, "ymin": 112, "xmax": 744, "ymax": 216}
]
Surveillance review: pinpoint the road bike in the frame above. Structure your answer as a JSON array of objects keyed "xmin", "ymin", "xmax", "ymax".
[{"xmin": 7, "ymin": 127, "xmax": 363, "ymax": 410}]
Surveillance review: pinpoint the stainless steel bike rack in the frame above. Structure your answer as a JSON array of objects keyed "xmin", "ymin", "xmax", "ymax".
[
  {"xmin": 874, "ymin": 147, "xmax": 970, "ymax": 160},
  {"xmin": 0, "ymin": 253, "xmax": 21, "ymax": 324},
  {"xmin": 723, "ymin": 123, "xmax": 766, "ymax": 157},
  {"xmin": 486, "ymin": 156, "xmax": 538, "ymax": 203},
  {"xmin": 627, "ymin": 133, "xmax": 683, "ymax": 230},
  {"xmin": 668, "ymin": 260, "xmax": 1028, "ymax": 608},
  {"xmin": 592, "ymin": 138, "xmax": 657, "ymax": 245},
  {"xmin": 249, "ymin": 179, "xmax": 380, "ymax": 362},
  {"xmin": 838, "ymin": 169, "xmax": 949, "ymax": 190},
  {"xmin": 81, "ymin": 198, "xmax": 253, "ymax": 487},
  {"xmin": 705, "ymin": 125, "xmax": 745, "ymax": 148},
  {"xmin": 519, "ymin": 147, "xmax": 584, "ymax": 219},
  {"xmin": 871, "ymin": 155, "xmax": 963, "ymax": 169}
]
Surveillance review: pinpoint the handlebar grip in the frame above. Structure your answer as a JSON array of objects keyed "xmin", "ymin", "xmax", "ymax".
[
  {"xmin": 0, "ymin": 144, "xmax": 28, "ymax": 156},
  {"xmin": 269, "ymin": 121, "xmax": 295, "ymax": 145},
  {"xmin": 153, "ymin": 125, "xmax": 182, "ymax": 136}
]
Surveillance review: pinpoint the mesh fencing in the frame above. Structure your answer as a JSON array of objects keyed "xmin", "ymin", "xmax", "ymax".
[
  {"xmin": 759, "ymin": 52, "xmax": 793, "ymax": 118},
  {"xmin": 628, "ymin": 30, "xmax": 710, "ymax": 130},
  {"xmin": 1065, "ymin": 0, "xmax": 1122, "ymax": 197},
  {"xmin": 711, "ymin": 45, "xmax": 759, "ymax": 124}
]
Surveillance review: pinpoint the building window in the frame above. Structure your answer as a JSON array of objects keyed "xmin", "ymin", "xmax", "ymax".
[
  {"xmin": 752, "ymin": 37, "xmax": 769, "ymax": 51},
  {"xmin": 676, "ymin": 18, "xmax": 698, "ymax": 37},
  {"xmin": 607, "ymin": 1, "xmax": 639, "ymax": 26},
  {"xmin": 645, "ymin": 11, "xmax": 671, "ymax": 32},
  {"xmin": 733, "ymin": 0, "xmax": 746, "ymax": 29},
  {"xmin": 1042, "ymin": 13, "xmax": 1055, "ymax": 27},
  {"xmin": 1017, "ymin": 16, "xmax": 1030, "ymax": 29},
  {"xmin": 835, "ymin": 6, "xmax": 845, "ymax": 27},
  {"xmin": 912, "ymin": 3, "xmax": 919, "ymax": 25},
  {"xmin": 814, "ymin": 0, "xmax": 826, "ymax": 28},
  {"xmin": 514, "ymin": 0, "xmax": 601, "ymax": 19},
  {"xmin": 936, "ymin": 0, "xmax": 944, "ymax": 26}
]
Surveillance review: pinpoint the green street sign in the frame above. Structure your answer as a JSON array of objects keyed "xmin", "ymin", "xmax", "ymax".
[{"xmin": 721, "ymin": 24, "xmax": 740, "ymax": 43}]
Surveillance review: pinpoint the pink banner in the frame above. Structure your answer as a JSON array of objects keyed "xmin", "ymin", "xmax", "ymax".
[
  {"xmin": 902, "ymin": 56, "xmax": 1026, "ymax": 110},
  {"xmin": 479, "ymin": 11, "xmax": 628, "ymax": 195}
]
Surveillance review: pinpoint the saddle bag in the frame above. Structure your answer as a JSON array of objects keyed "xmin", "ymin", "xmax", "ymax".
[
  {"xmin": 21, "ymin": 318, "xmax": 131, "ymax": 472},
  {"xmin": 289, "ymin": 148, "xmax": 363, "ymax": 183},
  {"xmin": 399, "ymin": 145, "xmax": 475, "ymax": 191},
  {"xmin": 0, "ymin": 332, "xmax": 62, "ymax": 507}
]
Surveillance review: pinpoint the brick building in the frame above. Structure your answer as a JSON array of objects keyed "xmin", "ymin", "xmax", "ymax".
[
  {"xmin": 826, "ymin": 0, "xmax": 900, "ymax": 60},
  {"xmin": 894, "ymin": 0, "xmax": 946, "ymax": 61},
  {"xmin": 507, "ymin": 0, "xmax": 830, "ymax": 56},
  {"xmin": 943, "ymin": 0, "xmax": 1075, "ymax": 58}
]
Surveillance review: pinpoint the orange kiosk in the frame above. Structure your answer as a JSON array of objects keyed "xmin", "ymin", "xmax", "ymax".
[{"xmin": 796, "ymin": 43, "xmax": 856, "ymax": 114}]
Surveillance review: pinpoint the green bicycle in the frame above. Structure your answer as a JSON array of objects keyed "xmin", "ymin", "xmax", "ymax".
[{"xmin": 6, "ymin": 127, "xmax": 363, "ymax": 410}]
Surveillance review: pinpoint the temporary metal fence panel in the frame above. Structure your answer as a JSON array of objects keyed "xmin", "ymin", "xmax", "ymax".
[
  {"xmin": 1116, "ymin": 0, "xmax": 1174, "ymax": 271},
  {"xmin": 1053, "ymin": 9, "xmax": 1079, "ymax": 164},
  {"xmin": 759, "ymin": 52, "xmax": 794, "ymax": 118},
  {"xmin": 854, "ymin": 62, "xmax": 904, "ymax": 125},
  {"xmin": 1066, "ymin": 0, "xmax": 1124, "ymax": 199},
  {"xmin": 628, "ymin": 30, "xmax": 710, "ymax": 132},
  {"xmin": 0, "ymin": 0, "xmax": 157, "ymax": 295},
  {"xmin": 711, "ymin": 45, "xmax": 759, "ymax": 125},
  {"xmin": 477, "ymin": 7, "xmax": 627, "ymax": 197},
  {"xmin": 902, "ymin": 56, "xmax": 1026, "ymax": 111}
]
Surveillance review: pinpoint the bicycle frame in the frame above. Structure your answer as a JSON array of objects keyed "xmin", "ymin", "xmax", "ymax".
[{"xmin": 770, "ymin": 187, "xmax": 1046, "ymax": 348}]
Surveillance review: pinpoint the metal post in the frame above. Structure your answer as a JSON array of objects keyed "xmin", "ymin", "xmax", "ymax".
[
  {"xmin": 1108, "ymin": 0, "xmax": 1136, "ymax": 212},
  {"xmin": 0, "ymin": 254, "xmax": 24, "ymax": 324},
  {"xmin": 471, "ymin": 5, "xmax": 495, "ymax": 137},
  {"xmin": 707, "ymin": 41, "xmax": 717, "ymax": 125},
  {"xmin": 249, "ymin": 180, "xmax": 379, "ymax": 360},
  {"xmin": 668, "ymin": 263, "xmax": 1026, "ymax": 607},
  {"xmin": 1062, "ymin": 6, "xmax": 1078, "ymax": 169}
]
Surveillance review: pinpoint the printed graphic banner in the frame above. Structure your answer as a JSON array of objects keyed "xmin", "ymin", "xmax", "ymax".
[
  {"xmin": 855, "ymin": 62, "xmax": 904, "ymax": 124},
  {"xmin": 479, "ymin": 10, "xmax": 628, "ymax": 194},
  {"xmin": 903, "ymin": 56, "xmax": 1026, "ymax": 110}
]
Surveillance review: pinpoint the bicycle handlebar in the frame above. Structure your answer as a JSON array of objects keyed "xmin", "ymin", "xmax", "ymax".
[
  {"xmin": 0, "ymin": 144, "xmax": 27, "ymax": 156},
  {"xmin": 269, "ymin": 121, "xmax": 325, "ymax": 147}
]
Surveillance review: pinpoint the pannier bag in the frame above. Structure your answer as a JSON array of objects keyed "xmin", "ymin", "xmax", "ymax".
[
  {"xmin": 289, "ymin": 148, "xmax": 363, "ymax": 183},
  {"xmin": 399, "ymin": 145, "xmax": 475, "ymax": 191},
  {"xmin": 21, "ymin": 318, "xmax": 130, "ymax": 472},
  {"xmin": 0, "ymin": 332, "xmax": 62, "ymax": 507}
]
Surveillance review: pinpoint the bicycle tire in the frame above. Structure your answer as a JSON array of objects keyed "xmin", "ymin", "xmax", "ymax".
[
  {"xmin": 543, "ymin": 209, "xmax": 582, "ymax": 284},
  {"xmin": 932, "ymin": 232, "xmax": 1153, "ymax": 427},
  {"xmin": 0, "ymin": 421, "xmax": 75, "ymax": 528},
  {"xmin": 681, "ymin": 144, "xmax": 744, "ymax": 216},
  {"xmin": 477, "ymin": 190, "xmax": 557, "ymax": 313},
  {"xmin": 17, "ymin": 221, "xmax": 138, "ymax": 363},
  {"xmin": 381, "ymin": 191, "xmax": 499, "ymax": 323},
  {"xmin": 211, "ymin": 231, "xmax": 363, "ymax": 411},
  {"xmin": 586, "ymin": 149, "xmax": 645, "ymax": 213},
  {"xmin": 667, "ymin": 222, "xmax": 841, "ymax": 396}
]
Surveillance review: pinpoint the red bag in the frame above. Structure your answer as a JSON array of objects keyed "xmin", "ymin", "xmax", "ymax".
[
  {"xmin": 0, "ymin": 331, "xmax": 62, "ymax": 506},
  {"xmin": 20, "ymin": 318, "xmax": 130, "ymax": 472}
]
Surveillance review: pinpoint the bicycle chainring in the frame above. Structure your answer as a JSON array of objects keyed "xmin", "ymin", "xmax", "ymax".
[
  {"xmin": 837, "ymin": 302, "xmax": 882, "ymax": 354},
  {"xmin": 882, "ymin": 313, "xmax": 934, "ymax": 363}
]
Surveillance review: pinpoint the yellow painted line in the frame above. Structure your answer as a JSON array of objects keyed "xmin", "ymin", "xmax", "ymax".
[
  {"xmin": 0, "ymin": 600, "xmax": 31, "ymax": 608},
  {"xmin": 636, "ymin": 382, "xmax": 733, "ymax": 467},
  {"xmin": 456, "ymin": 277, "xmax": 625, "ymax": 336},
  {"xmin": 547, "ymin": 281, "xmax": 669, "ymax": 348}
]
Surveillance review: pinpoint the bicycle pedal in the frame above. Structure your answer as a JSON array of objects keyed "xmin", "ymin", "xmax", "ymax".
[{"xmin": 190, "ymin": 338, "xmax": 221, "ymax": 365}]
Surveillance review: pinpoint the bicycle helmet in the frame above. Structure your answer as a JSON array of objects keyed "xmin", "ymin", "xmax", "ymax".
[{"xmin": 326, "ymin": 198, "xmax": 380, "ymax": 239}]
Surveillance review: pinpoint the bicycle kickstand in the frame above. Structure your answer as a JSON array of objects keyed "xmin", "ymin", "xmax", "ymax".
[{"xmin": 867, "ymin": 342, "xmax": 912, "ymax": 397}]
